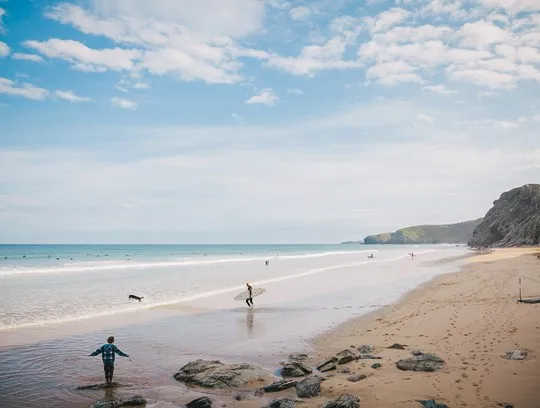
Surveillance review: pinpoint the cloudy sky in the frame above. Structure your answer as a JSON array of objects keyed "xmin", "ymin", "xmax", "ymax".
[{"xmin": 0, "ymin": 0, "xmax": 539, "ymax": 244}]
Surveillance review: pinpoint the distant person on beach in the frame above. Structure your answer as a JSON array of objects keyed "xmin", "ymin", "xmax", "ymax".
[
  {"xmin": 89, "ymin": 336, "xmax": 131, "ymax": 385},
  {"xmin": 265, "ymin": 260, "xmax": 269, "ymax": 266},
  {"xmin": 410, "ymin": 252, "xmax": 415, "ymax": 259},
  {"xmin": 368, "ymin": 253, "xmax": 374, "ymax": 259},
  {"xmin": 246, "ymin": 282, "xmax": 254, "ymax": 308}
]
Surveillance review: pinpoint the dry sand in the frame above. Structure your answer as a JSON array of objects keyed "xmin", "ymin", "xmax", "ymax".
[
  {"xmin": 228, "ymin": 249, "xmax": 540, "ymax": 408},
  {"xmin": 305, "ymin": 249, "xmax": 540, "ymax": 408}
]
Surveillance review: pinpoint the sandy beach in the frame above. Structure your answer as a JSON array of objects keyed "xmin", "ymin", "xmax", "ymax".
[{"xmin": 300, "ymin": 249, "xmax": 540, "ymax": 408}]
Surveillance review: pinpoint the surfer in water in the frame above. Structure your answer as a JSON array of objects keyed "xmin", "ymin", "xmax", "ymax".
[
  {"xmin": 89, "ymin": 336, "xmax": 131, "ymax": 385},
  {"xmin": 246, "ymin": 282, "xmax": 254, "ymax": 307}
]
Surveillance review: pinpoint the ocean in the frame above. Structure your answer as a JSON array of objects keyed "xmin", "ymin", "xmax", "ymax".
[{"xmin": 0, "ymin": 244, "xmax": 470, "ymax": 408}]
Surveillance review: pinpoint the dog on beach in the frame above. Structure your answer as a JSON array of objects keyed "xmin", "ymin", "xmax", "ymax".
[{"xmin": 128, "ymin": 295, "xmax": 144, "ymax": 302}]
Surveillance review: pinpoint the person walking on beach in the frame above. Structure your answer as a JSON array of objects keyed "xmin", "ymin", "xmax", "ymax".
[
  {"xmin": 246, "ymin": 282, "xmax": 254, "ymax": 308},
  {"xmin": 89, "ymin": 336, "xmax": 131, "ymax": 385}
]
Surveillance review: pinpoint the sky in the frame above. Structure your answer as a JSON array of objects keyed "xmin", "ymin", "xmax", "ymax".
[{"xmin": 0, "ymin": 0, "xmax": 539, "ymax": 244}]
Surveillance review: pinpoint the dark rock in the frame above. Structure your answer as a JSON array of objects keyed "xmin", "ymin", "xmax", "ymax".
[
  {"xmin": 281, "ymin": 361, "xmax": 313, "ymax": 377},
  {"xmin": 357, "ymin": 345, "xmax": 374, "ymax": 354},
  {"xmin": 316, "ymin": 357, "xmax": 338, "ymax": 372},
  {"xmin": 187, "ymin": 397, "xmax": 212, "ymax": 408},
  {"xmin": 289, "ymin": 353, "xmax": 308, "ymax": 361},
  {"xmin": 336, "ymin": 349, "xmax": 357, "ymax": 365},
  {"xmin": 388, "ymin": 343, "xmax": 407, "ymax": 350},
  {"xmin": 296, "ymin": 376, "xmax": 323, "ymax": 398},
  {"xmin": 254, "ymin": 388, "xmax": 265, "ymax": 397},
  {"xmin": 337, "ymin": 367, "xmax": 351, "ymax": 374},
  {"xmin": 174, "ymin": 359, "xmax": 269, "ymax": 388},
  {"xmin": 321, "ymin": 394, "xmax": 360, "ymax": 408},
  {"xmin": 346, "ymin": 374, "xmax": 367, "ymax": 383},
  {"xmin": 264, "ymin": 398, "xmax": 296, "ymax": 408},
  {"xmin": 505, "ymin": 350, "xmax": 527, "ymax": 360},
  {"xmin": 397, "ymin": 353, "xmax": 445, "ymax": 372},
  {"xmin": 235, "ymin": 393, "xmax": 246, "ymax": 401},
  {"xmin": 263, "ymin": 379, "xmax": 298, "ymax": 393},
  {"xmin": 357, "ymin": 354, "xmax": 381, "ymax": 360},
  {"xmin": 90, "ymin": 395, "xmax": 146, "ymax": 408},
  {"xmin": 371, "ymin": 363, "xmax": 381, "ymax": 369},
  {"xmin": 469, "ymin": 184, "xmax": 540, "ymax": 247},
  {"xmin": 412, "ymin": 350, "xmax": 423, "ymax": 356},
  {"xmin": 417, "ymin": 400, "xmax": 449, "ymax": 408}
]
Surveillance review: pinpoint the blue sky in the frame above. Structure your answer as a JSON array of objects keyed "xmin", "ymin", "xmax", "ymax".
[{"xmin": 0, "ymin": 0, "xmax": 539, "ymax": 244}]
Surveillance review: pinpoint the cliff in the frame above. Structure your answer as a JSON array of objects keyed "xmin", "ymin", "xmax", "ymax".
[
  {"xmin": 360, "ymin": 219, "xmax": 483, "ymax": 245},
  {"xmin": 468, "ymin": 184, "xmax": 540, "ymax": 248}
]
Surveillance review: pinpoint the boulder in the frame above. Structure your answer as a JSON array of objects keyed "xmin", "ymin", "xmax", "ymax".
[
  {"xmin": 235, "ymin": 393, "xmax": 246, "ymax": 401},
  {"xmin": 371, "ymin": 363, "xmax": 381, "ymax": 369},
  {"xmin": 396, "ymin": 353, "xmax": 445, "ymax": 372},
  {"xmin": 417, "ymin": 400, "xmax": 449, "ymax": 408},
  {"xmin": 505, "ymin": 350, "xmax": 527, "ymax": 360},
  {"xmin": 263, "ymin": 380, "xmax": 298, "ymax": 393},
  {"xmin": 357, "ymin": 345, "xmax": 374, "ymax": 354},
  {"xmin": 346, "ymin": 374, "xmax": 367, "ymax": 383},
  {"xmin": 90, "ymin": 395, "xmax": 146, "ymax": 408},
  {"xmin": 187, "ymin": 397, "xmax": 212, "ymax": 408},
  {"xmin": 174, "ymin": 359, "xmax": 269, "ymax": 388},
  {"xmin": 388, "ymin": 343, "xmax": 407, "ymax": 350},
  {"xmin": 289, "ymin": 353, "xmax": 308, "ymax": 362},
  {"xmin": 321, "ymin": 394, "xmax": 360, "ymax": 408},
  {"xmin": 265, "ymin": 398, "xmax": 297, "ymax": 408},
  {"xmin": 336, "ymin": 350, "xmax": 357, "ymax": 365},
  {"xmin": 316, "ymin": 357, "xmax": 337, "ymax": 373},
  {"xmin": 296, "ymin": 376, "xmax": 323, "ymax": 398},
  {"xmin": 358, "ymin": 355, "xmax": 381, "ymax": 360},
  {"xmin": 281, "ymin": 361, "xmax": 313, "ymax": 377}
]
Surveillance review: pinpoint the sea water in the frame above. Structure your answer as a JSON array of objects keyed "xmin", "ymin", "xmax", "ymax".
[{"xmin": 0, "ymin": 244, "xmax": 470, "ymax": 408}]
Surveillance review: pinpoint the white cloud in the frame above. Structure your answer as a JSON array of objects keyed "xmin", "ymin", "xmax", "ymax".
[
  {"xmin": 366, "ymin": 61, "xmax": 423, "ymax": 85},
  {"xmin": 0, "ymin": 41, "xmax": 9, "ymax": 57},
  {"xmin": 0, "ymin": 7, "xmax": 5, "ymax": 34},
  {"xmin": 111, "ymin": 97, "xmax": 137, "ymax": 109},
  {"xmin": 423, "ymin": 84, "xmax": 460, "ymax": 95},
  {"xmin": 372, "ymin": 8, "xmax": 410, "ymax": 33},
  {"xmin": 448, "ymin": 68, "xmax": 516, "ymax": 89},
  {"xmin": 457, "ymin": 20, "xmax": 510, "ymax": 49},
  {"xmin": 55, "ymin": 90, "xmax": 93, "ymax": 103},
  {"xmin": 133, "ymin": 82, "xmax": 150, "ymax": 89},
  {"xmin": 24, "ymin": 39, "xmax": 140, "ymax": 72},
  {"xmin": 246, "ymin": 88, "xmax": 279, "ymax": 106},
  {"xmin": 0, "ymin": 77, "xmax": 49, "ymax": 100},
  {"xmin": 287, "ymin": 88, "xmax": 304, "ymax": 95},
  {"xmin": 289, "ymin": 6, "xmax": 311, "ymax": 21},
  {"xmin": 478, "ymin": 0, "xmax": 540, "ymax": 14},
  {"xmin": 417, "ymin": 113, "xmax": 435, "ymax": 123},
  {"xmin": 11, "ymin": 53, "xmax": 44, "ymax": 63}
]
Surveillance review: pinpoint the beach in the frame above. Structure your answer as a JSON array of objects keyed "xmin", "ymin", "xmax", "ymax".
[{"xmin": 1, "ymin": 246, "xmax": 539, "ymax": 407}]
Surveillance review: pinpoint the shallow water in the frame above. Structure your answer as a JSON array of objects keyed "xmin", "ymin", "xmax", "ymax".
[{"xmin": 0, "ymin": 244, "xmax": 469, "ymax": 408}]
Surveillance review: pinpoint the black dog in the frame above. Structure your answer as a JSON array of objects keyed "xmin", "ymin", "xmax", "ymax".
[{"xmin": 128, "ymin": 295, "xmax": 144, "ymax": 302}]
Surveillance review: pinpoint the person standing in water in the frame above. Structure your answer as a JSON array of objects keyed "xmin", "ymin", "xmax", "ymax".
[
  {"xmin": 246, "ymin": 282, "xmax": 254, "ymax": 307},
  {"xmin": 89, "ymin": 336, "xmax": 131, "ymax": 385}
]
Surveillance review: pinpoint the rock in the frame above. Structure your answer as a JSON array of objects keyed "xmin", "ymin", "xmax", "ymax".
[
  {"xmin": 505, "ymin": 350, "xmax": 527, "ymax": 360},
  {"xmin": 412, "ymin": 350, "xmax": 423, "ymax": 356},
  {"xmin": 357, "ymin": 354, "xmax": 381, "ymax": 360},
  {"xmin": 296, "ymin": 376, "xmax": 323, "ymax": 398},
  {"xmin": 254, "ymin": 388, "xmax": 265, "ymax": 397},
  {"xmin": 289, "ymin": 353, "xmax": 308, "ymax": 361},
  {"xmin": 371, "ymin": 363, "xmax": 381, "ymax": 369},
  {"xmin": 357, "ymin": 345, "xmax": 374, "ymax": 354},
  {"xmin": 397, "ymin": 353, "xmax": 445, "ymax": 372},
  {"xmin": 346, "ymin": 374, "xmax": 367, "ymax": 383},
  {"xmin": 263, "ymin": 380, "xmax": 298, "ymax": 393},
  {"xmin": 417, "ymin": 400, "xmax": 449, "ymax": 408},
  {"xmin": 90, "ymin": 395, "xmax": 146, "ymax": 408},
  {"xmin": 174, "ymin": 359, "xmax": 269, "ymax": 388},
  {"xmin": 336, "ymin": 349, "xmax": 357, "ymax": 365},
  {"xmin": 235, "ymin": 393, "xmax": 246, "ymax": 401},
  {"xmin": 187, "ymin": 397, "xmax": 213, "ymax": 408},
  {"xmin": 469, "ymin": 184, "xmax": 540, "ymax": 247},
  {"xmin": 321, "ymin": 394, "xmax": 360, "ymax": 408},
  {"xmin": 388, "ymin": 343, "xmax": 407, "ymax": 350},
  {"xmin": 316, "ymin": 357, "xmax": 337, "ymax": 373},
  {"xmin": 77, "ymin": 382, "xmax": 129, "ymax": 390},
  {"xmin": 265, "ymin": 398, "xmax": 296, "ymax": 408},
  {"xmin": 281, "ymin": 361, "xmax": 313, "ymax": 377},
  {"xmin": 337, "ymin": 367, "xmax": 351, "ymax": 374}
]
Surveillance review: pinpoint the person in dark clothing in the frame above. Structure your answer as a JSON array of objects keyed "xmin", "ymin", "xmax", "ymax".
[
  {"xmin": 246, "ymin": 282, "xmax": 254, "ymax": 308},
  {"xmin": 89, "ymin": 336, "xmax": 130, "ymax": 385}
]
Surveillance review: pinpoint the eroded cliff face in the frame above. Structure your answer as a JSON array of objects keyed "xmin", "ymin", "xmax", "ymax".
[{"xmin": 468, "ymin": 184, "xmax": 540, "ymax": 248}]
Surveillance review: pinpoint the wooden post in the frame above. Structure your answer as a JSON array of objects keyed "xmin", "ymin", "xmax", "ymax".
[{"xmin": 519, "ymin": 278, "xmax": 522, "ymax": 302}]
